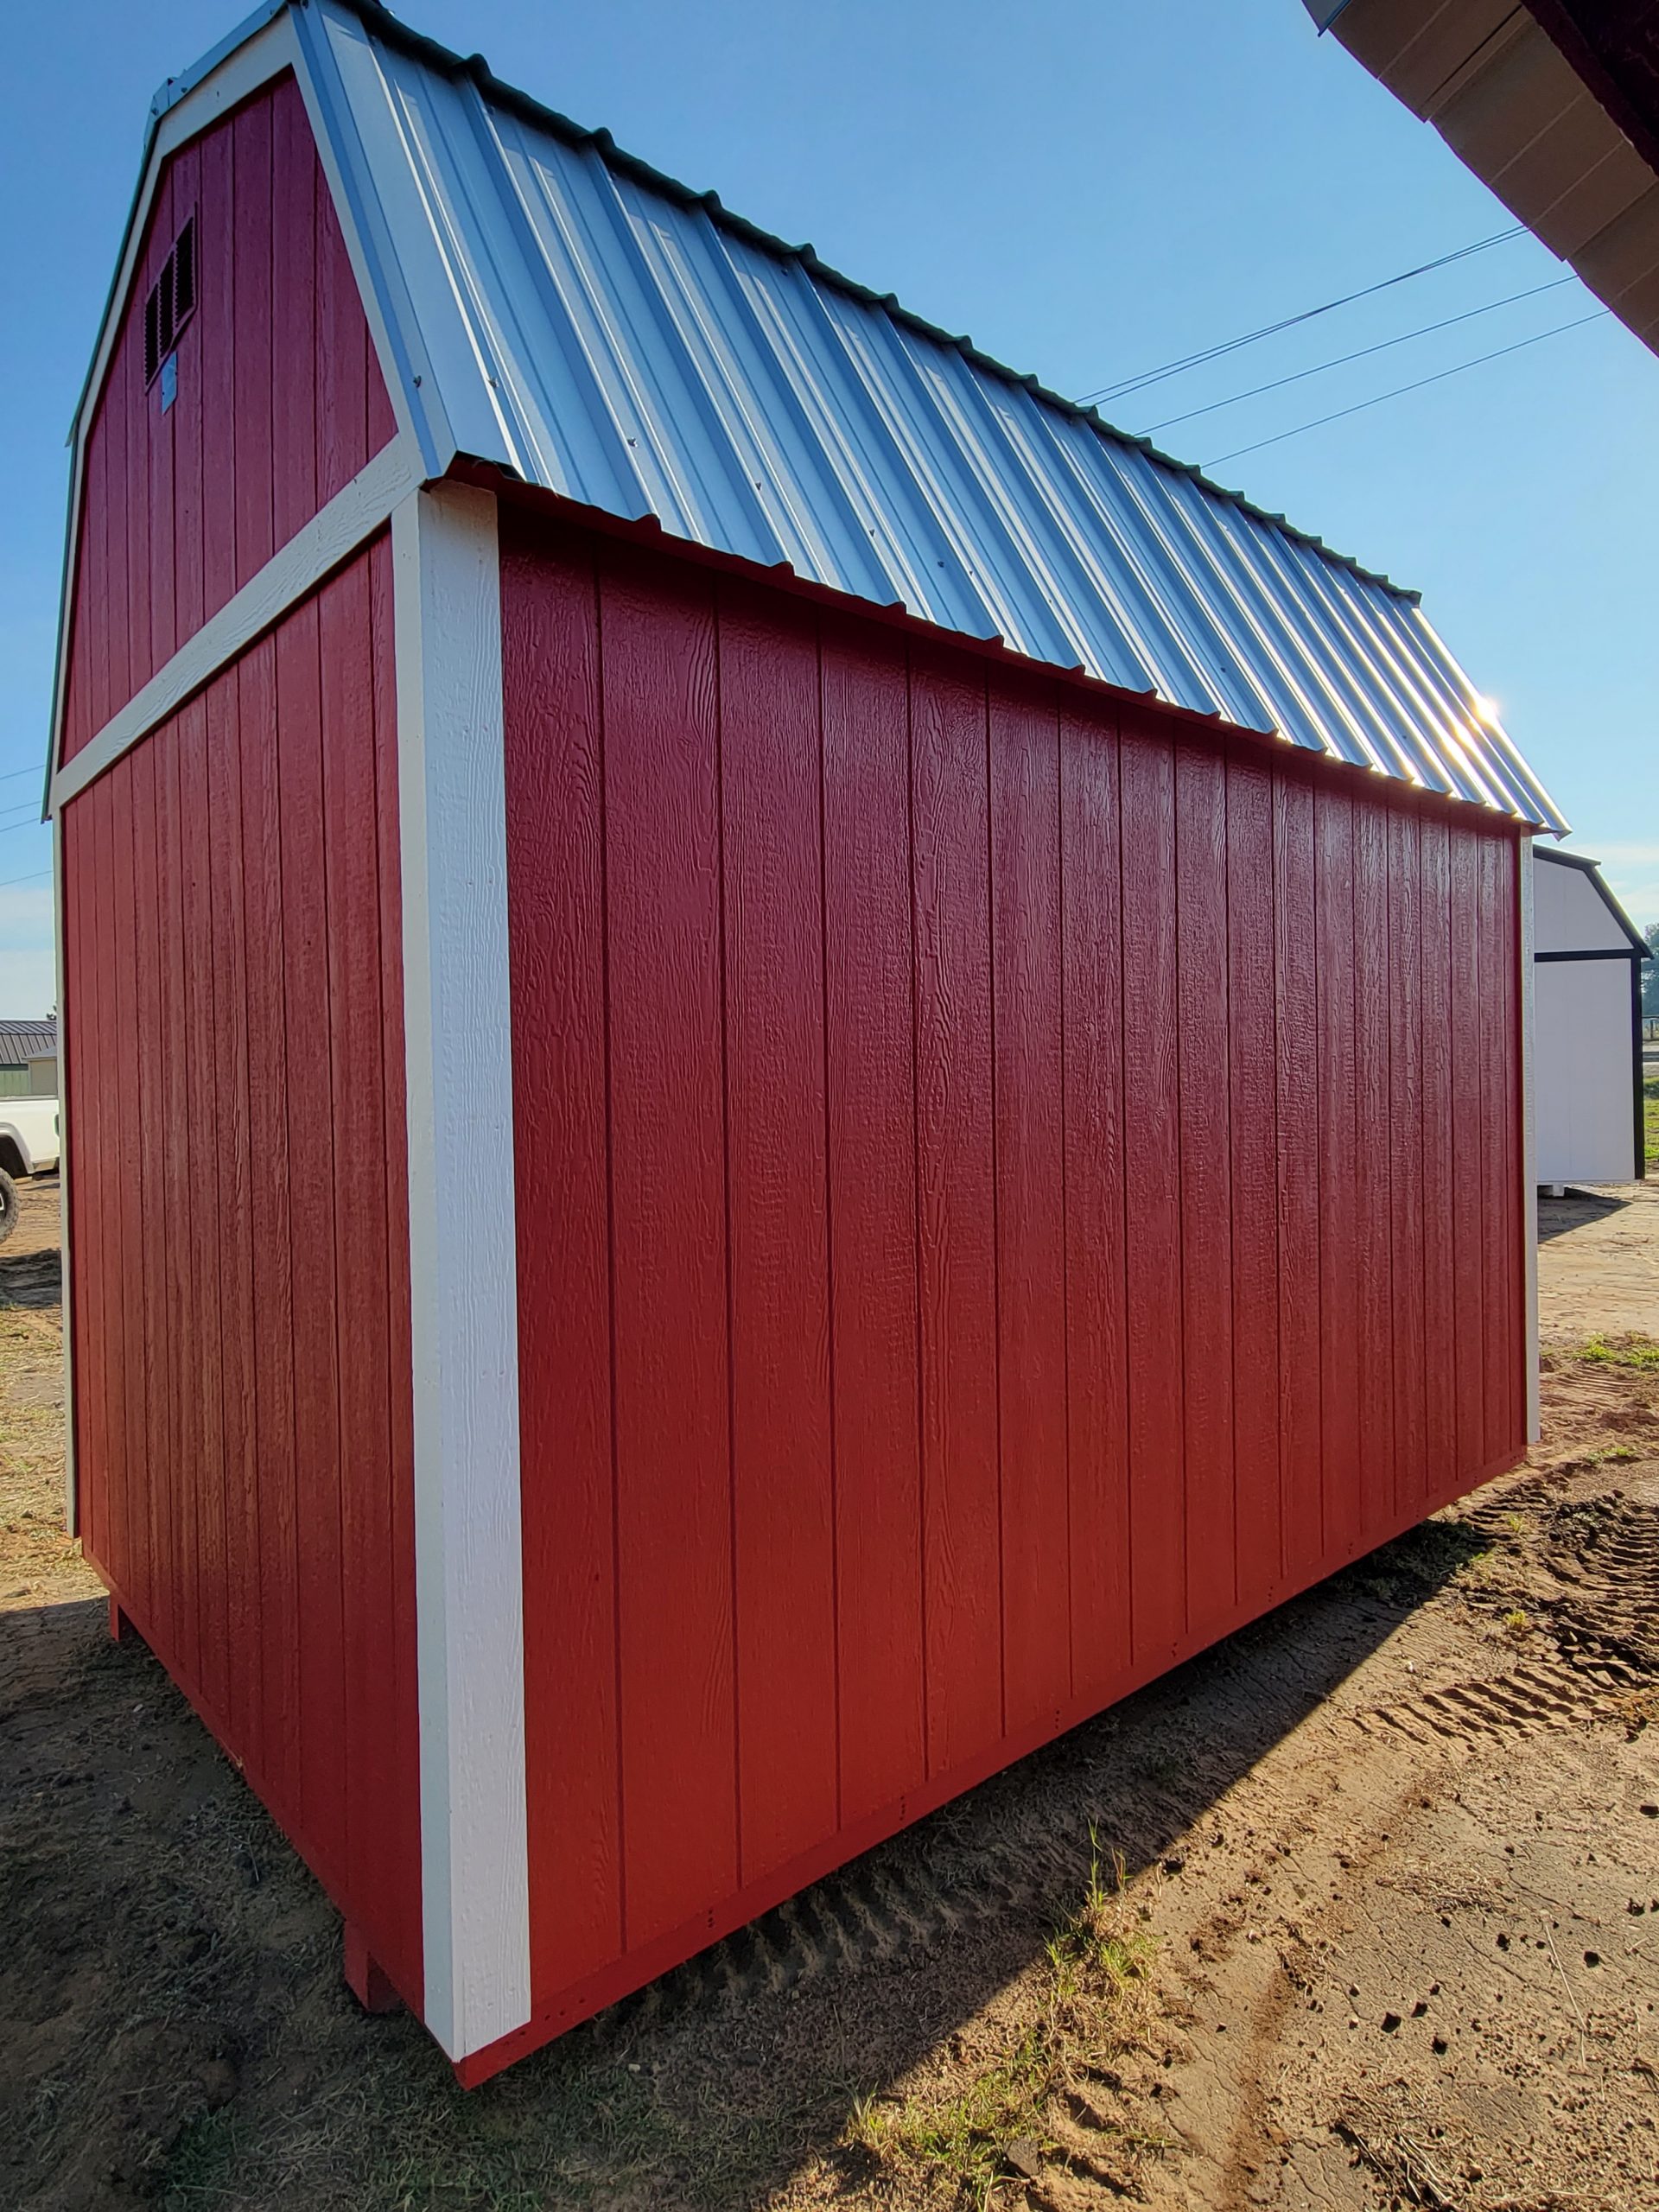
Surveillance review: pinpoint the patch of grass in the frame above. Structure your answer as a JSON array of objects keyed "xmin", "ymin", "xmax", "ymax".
[
  {"xmin": 1501, "ymin": 1608, "xmax": 1531, "ymax": 1643},
  {"xmin": 1579, "ymin": 1334, "xmax": 1659, "ymax": 1371},
  {"xmin": 160, "ymin": 2109, "xmax": 239, "ymax": 2204},
  {"xmin": 848, "ymin": 1834, "xmax": 1172, "ymax": 2203},
  {"xmin": 1644, "ymin": 1074, "xmax": 1657, "ymax": 1172}
]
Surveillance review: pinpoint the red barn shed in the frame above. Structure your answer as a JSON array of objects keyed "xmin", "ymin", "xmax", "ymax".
[{"xmin": 49, "ymin": 0, "xmax": 1560, "ymax": 2082}]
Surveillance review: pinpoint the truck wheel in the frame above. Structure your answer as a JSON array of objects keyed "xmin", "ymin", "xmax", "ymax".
[{"xmin": 0, "ymin": 1168, "xmax": 16, "ymax": 1247}]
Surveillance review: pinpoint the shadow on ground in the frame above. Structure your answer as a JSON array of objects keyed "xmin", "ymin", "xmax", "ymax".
[
  {"xmin": 1536, "ymin": 1186, "xmax": 1629, "ymax": 1243},
  {"xmin": 0, "ymin": 1513, "xmax": 1487, "ymax": 2212}
]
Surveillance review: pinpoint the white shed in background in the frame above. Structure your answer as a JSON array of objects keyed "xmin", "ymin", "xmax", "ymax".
[{"xmin": 1533, "ymin": 847, "xmax": 1649, "ymax": 1187}]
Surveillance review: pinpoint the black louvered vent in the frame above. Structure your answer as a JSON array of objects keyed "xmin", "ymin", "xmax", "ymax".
[{"xmin": 143, "ymin": 216, "xmax": 197, "ymax": 387}]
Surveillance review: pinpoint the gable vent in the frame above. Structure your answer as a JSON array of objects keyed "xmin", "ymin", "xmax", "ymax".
[{"xmin": 143, "ymin": 216, "xmax": 197, "ymax": 388}]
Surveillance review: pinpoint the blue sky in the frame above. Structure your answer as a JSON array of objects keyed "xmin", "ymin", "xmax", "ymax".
[{"xmin": 2, "ymin": 0, "xmax": 1654, "ymax": 1014}]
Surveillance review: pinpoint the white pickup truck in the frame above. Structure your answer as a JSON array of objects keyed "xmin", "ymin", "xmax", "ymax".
[{"xmin": 0, "ymin": 1098, "xmax": 60, "ymax": 1244}]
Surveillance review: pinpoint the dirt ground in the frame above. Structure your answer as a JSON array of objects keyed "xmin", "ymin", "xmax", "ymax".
[{"xmin": 3, "ymin": 1173, "xmax": 1659, "ymax": 2212}]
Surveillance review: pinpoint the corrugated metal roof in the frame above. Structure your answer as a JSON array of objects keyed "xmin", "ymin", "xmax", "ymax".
[
  {"xmin": 0, "ymin": 1020, "xmax": 58, "ymax": 1064},
  {"xmin": 289, "ymin": 0, "xmax": 1563, "ymax": 830}
]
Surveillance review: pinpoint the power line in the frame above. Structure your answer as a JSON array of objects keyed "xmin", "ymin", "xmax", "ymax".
[
  {"xmin": 1136, "ymin": 275, "xmax": 1576, "ymax": 435},
  {"xmin": 1202, "ymin": 310, "xmax": 1606, "ymax": 469},
  {"xmin": 0, "ymin": 868, "xmax": 51, "ymax": 891},
  {"xmin": 0, "ymin": 817, "xmax": 50, "ymax": 838},
  {"xmin": 1083, "ymin": 224, "xmax": 1527, "ymax": 406},
  {"xmin": 0, "ymin": 763, "xmax": 45, "ymax": 784}
]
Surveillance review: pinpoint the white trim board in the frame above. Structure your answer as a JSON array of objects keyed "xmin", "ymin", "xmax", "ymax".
[
  {"xmin": 392, "ymin": 480, "xmax": 531, "ymax": 2063},
  {"xmin": 1520, "ymin": 839, "xmax": 1539, "ymax": 1447},
  {"xmin": 53, "ymin": 814, "xmax": 77, "ymax": 1536},
  {"xmin": 49, "ymin": 439, "xmax": 420, "ymax": 815}
]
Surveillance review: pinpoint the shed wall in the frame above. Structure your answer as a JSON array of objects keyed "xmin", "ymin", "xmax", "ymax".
[
  {"xmin": 60, "ymin": 535, "xmax": 422, "ymax": 2007},
  {"xmin": 499, "ymin": 513, "xmax": 1526, "ymax": 2052},
  {"xmin": 59, "ymin": 68, "xmax": 396, "ymax": 765}
]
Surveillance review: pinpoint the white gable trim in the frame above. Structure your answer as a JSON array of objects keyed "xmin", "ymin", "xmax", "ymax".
[{"xmin": 391, "ymin": 480, "xmax": 531, "ymax": 2063}]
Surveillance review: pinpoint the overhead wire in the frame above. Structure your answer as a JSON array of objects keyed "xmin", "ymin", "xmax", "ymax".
[
  {"xmin": 0, "ymin": 764, "xmax": 45, "ymax": 784},
  {"xmin": 0, "ymin": 869, "xmax": 51, "ymax": 890},
  {"xmin": 1082, "ymin": 223, "xmax": 1528, "ymax": 405},
  {"xmin": 1135, "ymin": 274, "xmax": 1577, "ymax": 435},
  {"xmin": 1202, "ymin": 309, "xmax": 1607, "ymax": 468}
]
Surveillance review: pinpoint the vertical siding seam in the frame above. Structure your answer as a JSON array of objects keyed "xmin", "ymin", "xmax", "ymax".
[
  {"xmin": 1170, "ymin": 738, "xmax": 1188, "ymax": 1648},
  {"xmin": 1384, "ymin": 800, "xmax": 1399, "ymax": 1516},
  {"xmin": 201, "ymin": 728, "xmax": 232, "ymax": 1728},
  {"xmin": 1053, "ymin": 690, "xmax": 1073, "ymax": 1699},
  {"xmin": 712, "ymin": 582, "xmax": 745, "ymax": 1887},
  {"xmin": 593, "ymin": 546, "xmax": 629, "ymax": 1955},
  {"xmin": 1267, "ymin": 762, "xmax": 1283, "ymax": 1594},
  {"xmin": 1219, "ymin": 754, "xmax": 1236, "ymax": 1607},
  {"xmin": 1312, "ymin": 779, "xmax": 1326, "ymax": 1560},
  {"xmin": 982, "ymin": 672, "xmax": 1007, "ymax": 1736},
  {"xmin": 314, "ymin": 585, "xmax": 351, "ymax": 1881},
  {"xmin": 904, "ymin": 643, "xmax": 930, "ymax": 1777},
  {"xmin": 1114, "ymin": 712, "xmax": 1135, "ymax": 1659},
  {"xmin": 812, "ymin": 620, "xmax": 843, "ymax": 1834}
]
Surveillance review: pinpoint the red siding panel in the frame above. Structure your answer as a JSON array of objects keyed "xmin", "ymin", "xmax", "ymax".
[
  {"xmin": 1175, "ymin": 742, "xmax": 1235, "ymax": 1635},
  {"xmin": 718, "ymin": 585, "xmax": 838, "ymax": 1882},
  {"xmin": 1059, "ymin": 702, "xmax": 1131, "ymax": 1704},
  {"xmin": 1274, "ymin": 766, "xmax": 1322, "ymax": 1580},
  {"xmin": 1118, "ymin": 717, "xmax": 1185, "ymax": 1672},
  {"xmin": 1418, "ymin": 816, "xmax": 1457, "ymax": 1516},
  {"xmin": 601, "ymin": 550, "xmax": 738, "ymax": 1949},
  {"xmin": 502, "ymin": 529, "xmax": 623, "ymax": 1999},
  {"xmin": 1388, "ymin": 804, "xmax": 1427, "ymax": 1520},
  {"xmin": 1225, "ymin": 744, "xmax": 1281, "ymax": 1606},
  {"xmin": 1315, "ymin": 785, "xmax": 1361, "ymax": 1564},
  {"xmin": 1351, "ymin": 793, "xmax": 1395, "ymax": 1541},
  {"xmin": 62, "ymin": 541, "xmax": 419, "ymax": 2002},
  {"xmin": 990, "ymin": 677, "xmax": 1070, "ymax": 1735},
  {"xmin": 912, "ymin": 654, "xmax": 1003, "ymax": 1767},
  {"xmin": 240, "ymin": 632, "xmax": 302, "ymax": 1815},
  {"xmin": 819, "ymin": 623, "xmax": 927, "ymax": 1827},
  {"xmin": 59, "ymin": 71, "xmax": 394, "ymax": 764}
]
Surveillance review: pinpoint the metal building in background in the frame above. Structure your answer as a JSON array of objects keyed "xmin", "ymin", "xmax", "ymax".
[{"xmin": 1533, "ymin": 845, "xmax": 1650, "ymax": 1184}]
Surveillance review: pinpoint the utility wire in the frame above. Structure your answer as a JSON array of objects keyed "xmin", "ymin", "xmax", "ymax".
[
  {"xmin": 1203, "ymin": 309, "xmax": 1606, "ymax": 468},
  {"xmin": 0, "ymin": 763, "xmax": 45, "ymax": 784},
  {"xmin": 0, "ymin": 817, "xmax": 50, "ymax": 838},
  {"xmin": 1136, "ymin": 275, "xmax": 1576, "ymax": 435},
  {"xmin": 0, "ymin": 869, "xmax": 51, "ymax": 890},
  {"xmin": 1084, "ymin": 224, "xmax": 1527, "ymax": 406}
]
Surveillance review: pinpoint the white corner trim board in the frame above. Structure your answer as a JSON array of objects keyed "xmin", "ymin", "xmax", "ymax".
[
  {"xmin": 49, "ymin": 439, "xmax": 421, "ymax": 815},
  {"xmin": 53, "ymin": 813, "xmax": 77, "ymax": 1537},
  {"xmin": 1520, "ymin": 840, "xmax": 1539, "ymax": 1448},
  {"xmin": 392, "ymin": 480, "xmax": 531, "ymax": 2063}
]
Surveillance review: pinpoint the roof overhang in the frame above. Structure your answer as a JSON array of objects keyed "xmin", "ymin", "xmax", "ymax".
[{"xmin": 1307, "ymin": 0, "xmax": 1659, "ymax": 355}]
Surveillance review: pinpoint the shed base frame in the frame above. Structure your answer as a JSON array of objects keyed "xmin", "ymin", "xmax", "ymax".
[
  {"xmin": 452, "ymin": 1442, "xmax": 1522, "ymax": 2088},
  {"xmin": 344, "ymin": 1925, "xmax": 404, "ymax": 2015}
]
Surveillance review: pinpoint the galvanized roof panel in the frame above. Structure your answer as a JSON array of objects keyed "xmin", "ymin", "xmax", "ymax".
[{"xmin": 289, "ymin": 0, "xmax": 1566, "ymax": 830}]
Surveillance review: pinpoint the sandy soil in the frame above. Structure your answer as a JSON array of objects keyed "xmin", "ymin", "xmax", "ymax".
[{"xmin": 3, "ymin": 1173, "xmax": 1658, "ymax": 2211}]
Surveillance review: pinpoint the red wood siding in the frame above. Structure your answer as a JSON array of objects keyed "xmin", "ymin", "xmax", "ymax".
[
  {"xmin": 499, "ymin": 514, "xmax": 1528, "ymax": 2055},
  {"xmin": 61, "ymin": 538, "xmax": 421, "ymax": 2008},
  {"xmin": 59, "ymin": 72, "xmax": 396, "ymax": 765}
]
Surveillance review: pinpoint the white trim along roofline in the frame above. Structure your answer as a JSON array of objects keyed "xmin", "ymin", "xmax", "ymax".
[{"xmin": 391, "ymin": 480, "xmax": 531, "ymax": 2063}]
